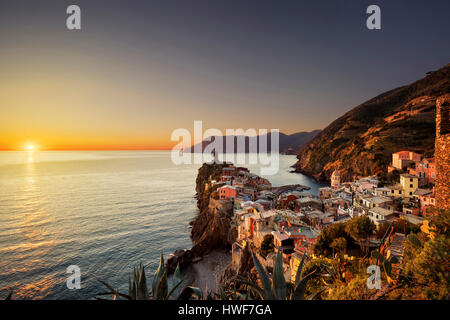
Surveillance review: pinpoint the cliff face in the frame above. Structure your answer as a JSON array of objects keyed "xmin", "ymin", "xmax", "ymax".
[
  {"xmin": 166, "ymin": 163, "xmax": 237, "ymax": 273},
  {"xmin": 294, "ymin": 63, "xmax": 450, "ymax": 182},
  {"xmin": 190, "ymin": 163, "xmax": 237, "ymax": 256}
]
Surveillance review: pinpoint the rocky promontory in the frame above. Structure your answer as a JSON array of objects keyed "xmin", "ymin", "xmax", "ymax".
[{"xmin": 166, "ymin": 163, "xmax": 237, "ymax": 274}]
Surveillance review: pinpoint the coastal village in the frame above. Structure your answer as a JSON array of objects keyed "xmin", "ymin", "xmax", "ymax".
[
  {"xmin": 199, "ymin": 147, "xmax": 442, "ymax": 285},
  {"xmin": 166, "ymin": 95, "xmax": 449, "ymax": 300}
]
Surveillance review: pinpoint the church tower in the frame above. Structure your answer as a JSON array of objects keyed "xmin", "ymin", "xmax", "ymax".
[{"xmin": 331, "ymin": 169, "xmax": 341, "ymax": 189}]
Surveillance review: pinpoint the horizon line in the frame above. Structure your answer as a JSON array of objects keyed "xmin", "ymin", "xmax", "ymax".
[{"xmin": 0, "ymin": 148, "xmax": 173, "ymax": 151}]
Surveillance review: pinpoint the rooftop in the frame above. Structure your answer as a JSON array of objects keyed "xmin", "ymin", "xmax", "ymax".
[
  {"xmin": 388, "ymin": 183, "xmax": 403, "ymax": 190},
  {"xmin": 218, "ymin": 185, "xmax": 237, "ymax": 190},
  {"xmin": 414, "ymin": 188, "xmax": 433, "ymax": 196},
  {"xmin": 400, "ymin": 173, "xmax": 418, "ymax": 179},
  {"xmin": 400, "ymin": 214, "xmax": 424, "ymax": 225},
  {"xmin": 369, "ymin": 206, "xmax": 394, "ymax": 217}
]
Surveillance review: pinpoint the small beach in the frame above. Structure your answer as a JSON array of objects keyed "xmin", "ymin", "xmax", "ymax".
[{"xmin": 183, "ymin": 249, "xmax": 231, "ymax": 294}]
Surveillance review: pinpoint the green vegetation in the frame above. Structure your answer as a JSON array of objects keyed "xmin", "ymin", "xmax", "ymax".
[
  {"xmin": 95, "ymin": 253, "xmax": 203, "ymax": 300},
  {"xmin": 345, "ymin": 216, "xmax": 376, "ymax": 254},
  {"xmin": 395, "ymin": 209, "xmax": 450, "ymax": 299},
  {"xmin": 95, "ymin": 210, "xmax": 448, "ymax": 300},
  {"xmin": 259, "ymin": 234, "xmax": 274, "ymax": 257},
  {"xmin": 313, "ymin": 222, "xmax": 349, "ymax": 256},
  {"xmin": 313, "ymin": 216, "xmax": 376, "ymax": 256},
  {"xmin": 330, "ymin": 237, "xmax": 347, "ymax": 256},
  {"xmin": 239, "ymin": 250, "xmax": 322, "ymax": 300}
]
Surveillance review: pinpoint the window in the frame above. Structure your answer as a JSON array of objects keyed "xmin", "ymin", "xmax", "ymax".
[
  {"xmin": 409, "ymin": 192, "xmax": 412, "ymax": 196},
  {"xmin": 410, "ymin": 178, "xmax": 413, "ymax": 182},
  {"xmin": 410, "ymin": 184, "xmax": 413, "ymax": 188}
]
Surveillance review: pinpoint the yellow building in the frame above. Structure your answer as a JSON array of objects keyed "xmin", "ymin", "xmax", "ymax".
[
  {"xmin": 387, "ymin": 184, "xmax": 404, "ymax": 198},
  {"xmin": 400, "ymin": 174, "xmax": 419, "ymax": 197}
]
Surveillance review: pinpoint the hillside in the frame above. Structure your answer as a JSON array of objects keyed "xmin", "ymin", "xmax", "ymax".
[
  {"xmin": 184, "ymin": 130, "xmax": 320, "ymax": 155},
  {"xmin": 293, "ymin": 63, "xmax": 450, "ymax": 182}
]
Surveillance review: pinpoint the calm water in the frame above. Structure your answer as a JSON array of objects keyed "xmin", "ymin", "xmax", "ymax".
[{"xmin": 0, "ymin": 151, "xmax": 323, "ymax": 299}]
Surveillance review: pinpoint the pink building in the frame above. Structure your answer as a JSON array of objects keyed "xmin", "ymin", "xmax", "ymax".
[
  {"xmin": 392, "ymin": 151, "xmax": 422, "ymax": 170},
  {"xmin": 413, "ymin": 158, "xmax": 436, "ymax": 186},
  {"xmin": 418, "ymin": 192, "xmax": 435, "ymax": 216}
]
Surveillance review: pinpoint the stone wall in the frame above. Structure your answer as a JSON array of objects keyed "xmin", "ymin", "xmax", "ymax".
[{"xmin": 435, "ymin": 95, "xmax": 450, "ymax": 211}]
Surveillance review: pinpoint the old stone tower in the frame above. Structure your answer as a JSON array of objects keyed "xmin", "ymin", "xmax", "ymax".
[{"xmin": 435, "ymin": 94, "xmax": 450, "ymax": 211}]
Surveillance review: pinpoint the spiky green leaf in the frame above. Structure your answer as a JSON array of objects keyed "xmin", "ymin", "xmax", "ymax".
[
  {"xmin": 383, "ymin": 260, "xmax": 392, "ymax": 277},
  {"xmin": 152, "ymin": 252, "xmax": 165, "ymax": 296},
  {"xmin": 251, "ymin": 251, "xmax": 275, "ymax": 299},
  {"xmin": 156, "ymin": 269, "xmax": 168, "ymax": 299},
  {"xmin": 294, "ymin": 252, "xmax": 307, "ymax": 286},
  {"xmin": 371, "ymin": 250, "xmax": 385, "ymax": 262},
  {"xmin": 177, "ymin": 286, "xmax": 203, "ymax": 300},
  {"xmin": 272, "ymin": 250, "xmax": 287, "ymax": 300}
]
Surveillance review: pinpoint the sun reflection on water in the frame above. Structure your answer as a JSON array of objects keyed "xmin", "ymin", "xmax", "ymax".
[{"xmin": 5, "ymin": 152, "xmax": 59, "ymax": 298}]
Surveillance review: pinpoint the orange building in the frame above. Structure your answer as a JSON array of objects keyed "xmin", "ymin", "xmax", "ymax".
[{"xmin": 218, "ymin": 185, "xmax": 237, "ymax": 200}]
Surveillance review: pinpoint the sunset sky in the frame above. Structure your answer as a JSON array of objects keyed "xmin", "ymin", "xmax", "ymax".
[{"xmin": 1, "ymin": 0, "xmax": 449, "ymax": 150}]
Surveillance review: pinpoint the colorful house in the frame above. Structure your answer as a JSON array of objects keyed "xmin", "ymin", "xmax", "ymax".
[
  {"xmin": 318, "ymin": 187, "xmax": 333, "ymax": 200},
  {"xmin": 281, "ymin": 194, "xmax": 299, "ymax": 207},
  {"xmin": 368, "ymin": 207, "xmax": 395, "ymax": 226},
  {"xmin": 392, "ymin": 151, "xmax": 422, "ymax": 170},
  {"xmin": 411, "ymin": 158, "xmax": 436, "ymax": 186},
  {"xmin": 218, "ymin": 185, "xmax": 237, "ymax": 200},
  {"xmin": 413, "ymin": 188, "xmax": 435, "ymax": 216},
  {"xmin": 400, "ymin": 174, "xmax": 419, "ymax": 197},
  {"xmin": 222, "ymin": 166, "xmax": 236, "ymax": 177}
]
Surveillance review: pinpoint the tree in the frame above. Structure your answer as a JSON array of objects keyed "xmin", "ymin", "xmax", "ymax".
[
  {"xmin": 392, "ymin": 209, "xmax": 450, "ymax": 299},
  {"xmin": 345, "ymin": 216, "xmax": 376, "ymax": 254},
  {"xmin": 375, "ymin": 222, "xmax": 390, "ymax": 239},
  {"xmin": 313, "ymin": 223, "xmax": 348, "ymax": 256},
  {"xmin": 260, "ymin": 234, "xmax": 274, "ymax": 257},
  {"xmin": 330, "ymin": 237, "xmax": 347, "ymax": 256}
]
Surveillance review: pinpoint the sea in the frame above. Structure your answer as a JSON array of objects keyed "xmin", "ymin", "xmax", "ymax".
[{"xmin": 0, "ymin": 151, "xmax": 325, "ymax": 299}]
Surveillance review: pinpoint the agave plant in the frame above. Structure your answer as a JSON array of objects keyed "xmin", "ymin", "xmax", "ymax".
[
  {"xmin": 129, "ymin": 263, "xmax": 149, "ymax": 300},
  {"xmin": 371, "ymin": 250, "xmax": 399, "ymax": 281},
  {"xmin": 239, "ymin": 250, "xmax": 320, "ymax": 300},
  {"xmin": 96, "ymin": 252, "xmax": 203, "ymax": 300}
]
